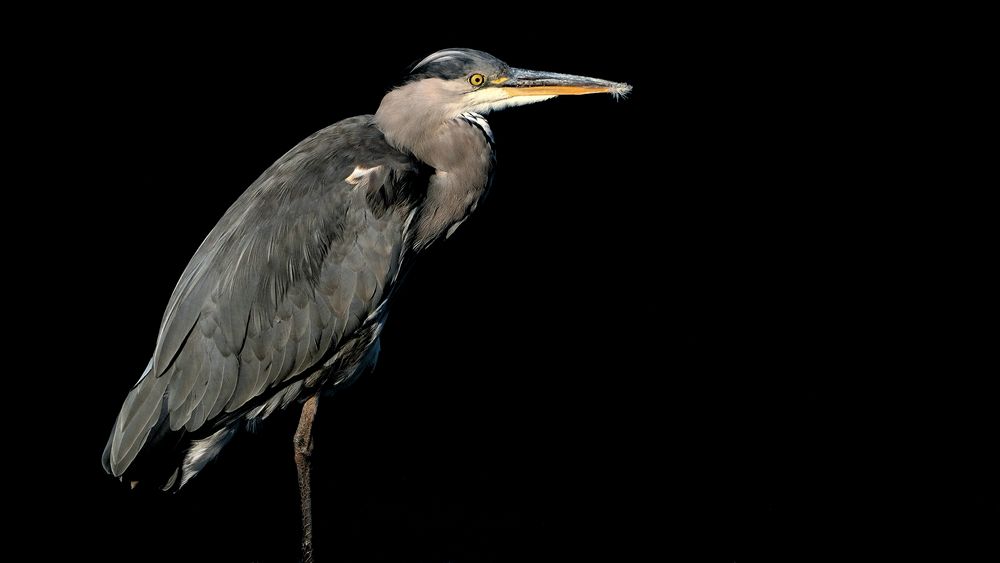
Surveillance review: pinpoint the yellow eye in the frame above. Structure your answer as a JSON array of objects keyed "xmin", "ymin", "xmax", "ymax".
[{"xmin": 470, "ymin": 73, "xmax": 485, "ymax": 87}]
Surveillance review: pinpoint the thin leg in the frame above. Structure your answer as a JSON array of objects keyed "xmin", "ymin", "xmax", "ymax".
[{"xmin": 294, "ymin": 393, "xmax": 320, "ymax": 563}]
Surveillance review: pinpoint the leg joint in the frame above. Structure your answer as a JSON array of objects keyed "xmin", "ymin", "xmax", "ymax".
[{"xmin": 293, "ymin": 433, "xmax": 313, "ymax": 456}]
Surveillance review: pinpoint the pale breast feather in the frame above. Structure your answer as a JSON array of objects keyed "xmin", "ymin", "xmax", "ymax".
[{"xmin": 459, "ymin": 112, "xmax": 494, "ymax": 144}]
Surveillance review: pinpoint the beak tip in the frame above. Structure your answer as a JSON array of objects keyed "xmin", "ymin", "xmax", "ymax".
[{"xmin": 610, "ymin": 82, "xmax": 633, "ymax": 98}]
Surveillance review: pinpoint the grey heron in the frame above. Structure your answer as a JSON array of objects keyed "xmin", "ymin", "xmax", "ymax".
[{"xmin": 103, "ymin": 48, "xmax": 630, "ymax": 561}]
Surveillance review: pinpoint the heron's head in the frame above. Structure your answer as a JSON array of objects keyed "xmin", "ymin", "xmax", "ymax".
[
  {"xmin": 404, "ymin": 48, "xmax": 630, "ymax": 114},
  {"xmin": 376, "ymin": 48, "xmax": 630, "ymax": 150}
]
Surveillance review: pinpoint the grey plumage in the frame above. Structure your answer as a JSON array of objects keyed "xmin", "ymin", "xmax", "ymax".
[
  {"xmin": 103, "ymin": 116, "xmax": 428, "ymax": 488},
  {"xmin": 103, "ymin": 48, "xmax": 630, "ymax": 494}
]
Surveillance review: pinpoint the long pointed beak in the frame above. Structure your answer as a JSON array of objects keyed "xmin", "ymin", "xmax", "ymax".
[{"xmin": 500, "ymin": 68, "xmax": 632, "ymax": 98}]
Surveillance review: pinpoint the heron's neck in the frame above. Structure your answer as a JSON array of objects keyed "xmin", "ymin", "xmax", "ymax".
[
  {"xmin": 375, "ymin": 80, "xmax": 463, "ymax": 164},
  {"xmin": 375, "ymin": 84, "xmax": 494, "ymax": 248}
]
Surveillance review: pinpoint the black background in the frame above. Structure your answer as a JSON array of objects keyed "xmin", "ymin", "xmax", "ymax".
[{"xmin": 18, "ymin": 11, "xmax": 996, "ymax": 563}]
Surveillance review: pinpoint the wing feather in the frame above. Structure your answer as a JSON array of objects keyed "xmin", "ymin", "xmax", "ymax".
[{"xmin": 104, "ymin": 116, "xmax": 427, "ymax": 480}]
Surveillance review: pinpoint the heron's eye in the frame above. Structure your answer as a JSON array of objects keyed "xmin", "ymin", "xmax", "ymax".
[{"xmin": 470, "ymin": 73, "xmax": 485, "ymax": 87}]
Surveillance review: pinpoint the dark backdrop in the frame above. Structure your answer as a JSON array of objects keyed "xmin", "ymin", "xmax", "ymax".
[{"xmin": 21, "ymin": 13, "xmax": 995, "ymax": 563}]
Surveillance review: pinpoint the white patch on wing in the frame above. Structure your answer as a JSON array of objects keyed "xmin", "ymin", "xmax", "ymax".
[{"xmin": 345, "ymin": 165, "xmax": 381, "ymax": 186}]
